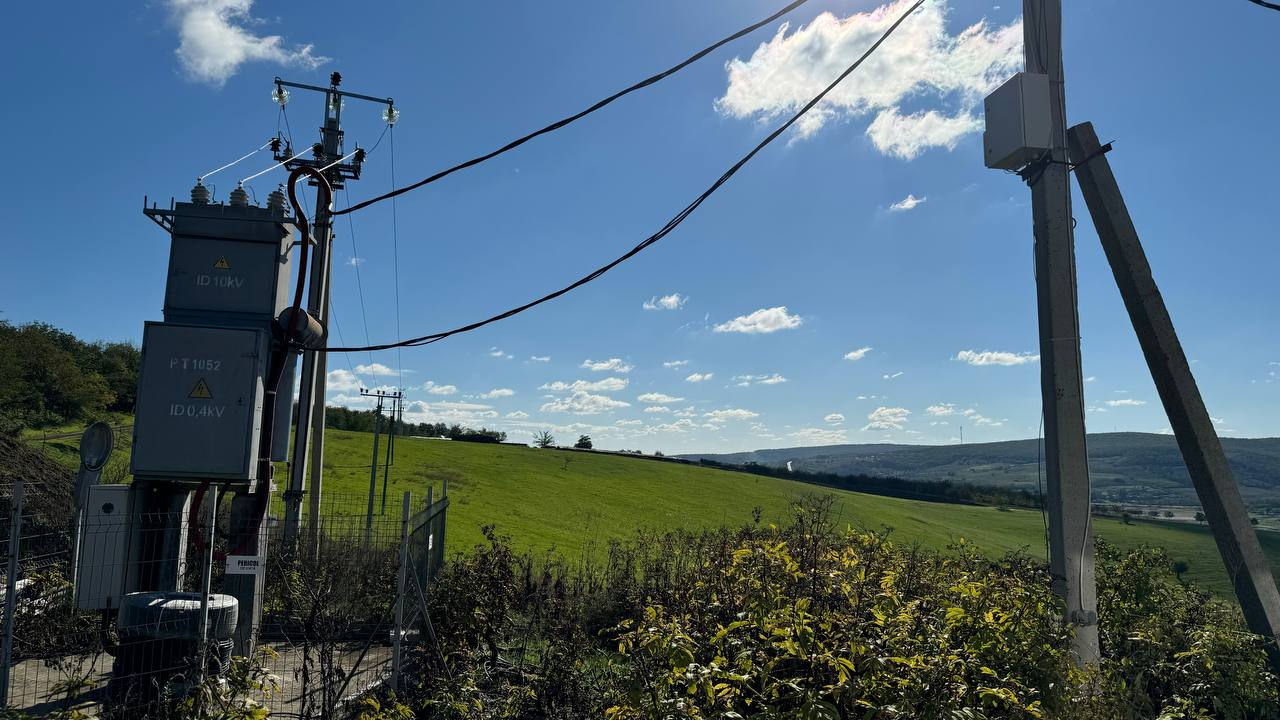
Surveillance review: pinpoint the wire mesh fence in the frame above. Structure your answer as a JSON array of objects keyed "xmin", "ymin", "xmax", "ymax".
[{"xmin": 1, "ymin": 477, "xmax": 448, "ymax": 719}]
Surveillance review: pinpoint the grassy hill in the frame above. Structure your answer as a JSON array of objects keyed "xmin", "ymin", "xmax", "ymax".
[
  {"xmin": 306, "ymin": 430, "xmax": 1280, "ymax": 598},
  {"xmin": 680, "ymin": 432, "xmax": 1280, "ymax": 508},
  {"xmin": 21, "ymin": 425, "xmax": 1280, "ymax": 599}
]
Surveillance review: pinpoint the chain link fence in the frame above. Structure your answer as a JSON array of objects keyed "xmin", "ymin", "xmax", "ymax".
[{"xmin": 1, "ymin": 473, "xmax": 448, "ymax": 719}]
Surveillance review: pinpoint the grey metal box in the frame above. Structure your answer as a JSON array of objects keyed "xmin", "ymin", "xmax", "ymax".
[
  {"xmin": 131, "ymin": 322, "xmax": 267, "ymax": 484},
  {"xmin": 983, "ymin": 72, "xmax": 1051, "ymax": 170},
  {"xmin": 75, "ymin": 485, "xmax": 130, "ymax": 610},
  {"xmin": 164, "ymin": 202, "xmax": 294, "ymax": 322}
]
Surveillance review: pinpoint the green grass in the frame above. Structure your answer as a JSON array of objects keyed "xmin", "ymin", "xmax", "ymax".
[
  {"xmin": 24, "ymin": 422, "xmax": 1280, "ymax": 598},
  {"xmin": 310, "ymin": 430, "xmax": 1280, "ymax": 598}
]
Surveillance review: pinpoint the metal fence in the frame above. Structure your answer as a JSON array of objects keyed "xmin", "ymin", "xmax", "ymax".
[{"xmin": 0, "ymin": 475, "xmax": 448, "ymax": 718}]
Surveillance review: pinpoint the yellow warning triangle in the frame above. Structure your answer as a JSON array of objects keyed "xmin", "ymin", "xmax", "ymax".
[
  {"xmin": 189, "ymin": 378, "xmax": 213, "ymax": 399},
  {"xmin": 213, "ymin": 257, "xmax": 231, "ymax": 270}
]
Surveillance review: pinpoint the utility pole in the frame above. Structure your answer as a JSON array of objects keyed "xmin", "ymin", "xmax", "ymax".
[
  {"xmin": 381, "ymin": 391, "xmax": 399, "ymax": 515},
  {"xmin": 1067, "ymin": 121, "xmax": 1280, "ymax": 666},
  {"xmin": 1022, "ymin": 0, "xmax": 1099, "ymax": 664},
  {"xmin": 360, "ymin": 388, "xmax": 402, "ymax": 538},
  {"xmin": 275, "ymin": 73, "xmax": 396, "ymax": 549}
]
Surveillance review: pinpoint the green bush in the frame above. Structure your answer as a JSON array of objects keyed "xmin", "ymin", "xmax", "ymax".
[{"xmin": 396, "ymin": 499, "xmax": 1277, "ymax": 719}]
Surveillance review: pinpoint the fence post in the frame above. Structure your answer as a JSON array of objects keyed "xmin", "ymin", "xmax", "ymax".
[
  {"xmin": 425, "ymin": 486, "xmax": 433, "ymax": 582},
  {"xmin": 0, "ymin": 476, "xmax": 24, "ymax": 707},
  {"xmin": 392, "ymin": 491, "xmax": 411, "ymax": 693},
  {"xmin": 197, "ymin": 489, "xmax": 218, "ymax": 681}
]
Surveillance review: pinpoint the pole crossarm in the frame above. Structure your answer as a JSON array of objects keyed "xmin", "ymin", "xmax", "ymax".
[{"xmin": 1067, "ymin": 121, "xmax": 1280, "ymax": 664}]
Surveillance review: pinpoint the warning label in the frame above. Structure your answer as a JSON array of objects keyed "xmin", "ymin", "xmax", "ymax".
[
  {"xmin": 188, "ymin": 378, "xmax": 213, "ymax": 399},
  {"xmin": 213, "ymin": 257, "xmax": 231, "ymax": 270}
]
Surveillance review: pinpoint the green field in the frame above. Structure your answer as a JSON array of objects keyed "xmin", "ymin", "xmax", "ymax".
[
  {"xmin": 25, "ymin": 422, "xmax": 1280, "ymax": 598},
  {"xmin": 299, "ymin": 429, "xmax": 1280, "ymax": 598}
]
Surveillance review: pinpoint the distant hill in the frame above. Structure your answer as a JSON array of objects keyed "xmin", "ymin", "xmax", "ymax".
[{"xmin": 679, "ymin": 432, "xmax": 1280, "ymax": 508}]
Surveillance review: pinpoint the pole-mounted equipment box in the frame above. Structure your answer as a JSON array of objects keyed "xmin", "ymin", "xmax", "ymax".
[
  {"xmin": 162, "ymin": 202, "xmax": 295, "ymax": 328},
  {"xmin": 982, "ymin": 72, "xmax": 1052, "ymax": 171},
  {"xmin": 130, "ymin": 322, "xmax": 269, "ymax": 486}
]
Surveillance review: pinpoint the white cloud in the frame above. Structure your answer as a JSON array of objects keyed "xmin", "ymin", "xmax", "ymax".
[
  {"xmin": 425, "ymin": 383, "xmax": 457, "ymax": 396},
  {"xmin": 926, "ymin": 403, "xmax": 956, "ymax": 416},
  {"xmin": 1084, "ymin": 376, "xmax": 1097, "ymax": 383},
  {"xmin": 733, "ymin": 373, "xmax": 788, "ymax": 386},
  {"xmin": 354, "ymin": 362, "xmax": 397, "ymax": 376},
  {"xmin": 615, "ymin": 419, "xmax": 644, "ymax": 427},
  {"xmin": 346, "ymin": 256, "xmax": 364, "ymax": 267},
  {"xmin": 866, "ymin": 109, "xmax": 981, "ymax": 159},
  {"xmin": 644, "ymin": 406, "xmax": 671, "ymax": 414},
  {"xmin": 1106, "ymin": 398, "xmax": 1147, "ymax": 408},
  {"xmin": 541, "ymin": 378, "xmax": 629, "ymax": 393},
  {"xmin": 790, "ymin": 427, "xmax": 849, "ymax": 445},
  {"xmin": 704, "ymin": 408, "xmax": 760, "ymax": 422},
  {"xmin": 843, "ymin": 346, "xmax": 873, "ymax": 361},
  {"xmin": 863, "ymin": 406, "xmax": 911, "ymax": 431},
  {"xmin": 824, "ymin": 413, "xmax": 845, "ymax": 424},
  {"xmin": 955, "ymin": 350, "xmax": 1039, "ymax": 366},
  {"xmin": 715, "ymin": 0, "xmax": 1021, "ymax": 156},
  {"xmin": 479, "ymin": 388, "xmax": 515, "ymax": 399},
  {"xmin": 685, "ymin": 372, "xmax": 715, "ymax": 383},
  {"xmin": 505, "ymin": 410, "xmax": 529, "ymax": 419},
  {"xmin": 663, "ymin": 360, "xmax": 689, "ymax": 368},
  {"xmin": 889, "ymin": 193, "xmax": 927, "ymax": 212},
  {"xmin": 960, "ymin": 408, "xmax": 1002, "ymax": 426},
  {"xmin": 326, "ymin": 368, "xmax": 361, "ymax": 393},
  {"xmin": 581, "ymin": 358, "xmax": 634, "ymax": 373},
  {"xmin": 714, "ymin": 306, "xmax": 803, "ymax": 334},
  {"xmin": 642, "ymin": 293, "xmax": 688, "ymax": 311},
  {"xmin": 540, "ymin": 391, "xmax": 631, "ymax": 415},
  {"xmin": 166, "ymin": 0, "xmax": 328, "ymax": 87},
  {"xmin": 529, "ymin": 355, "xmax": 551, "ymax": 363},
  {"xmin": 674, "ymin": 407, "xmax": 698, "ymax": 418},
  {"xmin": 638, "ymin": 392, "xmax": 684, "ymax": 404},
  {"xmin": 883, "ymin": 371, "xmax": 904, "ymax": 380}
]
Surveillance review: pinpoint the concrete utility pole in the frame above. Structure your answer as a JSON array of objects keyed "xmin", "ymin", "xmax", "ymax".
[
  {"xmin": 1022, "ymin": 0, "xmax": 1099, "ymax": 664},
  {"xmin": 1068, "ymin": 121, "xmax": 1280, "ymax": 665},
  {"xmin": 381, "ymin": 392, "xmax": 400, "ymax": 514},
  {"xmin": 360, "ymin": 387, "xmax": 402, "ymax": 538},
  {"xmin": 276, "ymin": 74, "xmax": 396, "ymax": 549}
]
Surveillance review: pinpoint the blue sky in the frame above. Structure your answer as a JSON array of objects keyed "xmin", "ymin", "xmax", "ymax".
[{"xmin": 1, "ymin": 0, "xmax": 1276, "ymax": 453}]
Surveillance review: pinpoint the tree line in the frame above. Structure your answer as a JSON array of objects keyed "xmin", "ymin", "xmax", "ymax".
[
  {"xmin": 0, "ymin": 321, "xmax": 140, "ymax": 435},
  {"xmin": 323, "ymin": 405, "xmax": 507, "ymax": 443},
  {"xmin": 696, "ymin": 458, "xmax": 1043, "ymax": 509}
]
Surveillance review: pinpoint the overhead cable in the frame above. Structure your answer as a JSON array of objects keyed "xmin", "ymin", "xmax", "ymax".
[
  {"xmin": 199, "ymin": 139, "xmax": 273, "ymax": 181},
  {"xmin": 333, "ymin": 0, "xmax": 817, "ymax": 217},
  {"xmin": 1247, "ymin": 0, "xmax": 1280, "ymax": 11},
  {"xmin": 322, "ymin": 0, "xmax": 925, "ymax": 353}
]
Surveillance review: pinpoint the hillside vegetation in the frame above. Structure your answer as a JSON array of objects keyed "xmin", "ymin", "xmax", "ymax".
[
  {"xmin": 683, "ymin": 432, "xmax": 1280, "ymax": 508},
  {"xmin": 20, "ymin": 423, "xmax": 1280, "ymax": 597},
  {"xmin": 307, "ymin": 429, "xmax": 1280, "ymax": 598}
]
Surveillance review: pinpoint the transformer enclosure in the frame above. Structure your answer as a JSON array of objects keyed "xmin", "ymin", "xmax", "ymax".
[
  {"xmin": 163, "ymin": 202, "xmax": 294, "ymax": 328},
  {"xmin": 130, "ymin": 322, "xmax": 268, "ymax": 485},
  {"xmin": 983, "ymin": 72, "xmax": 1052, "ymax": 171}
]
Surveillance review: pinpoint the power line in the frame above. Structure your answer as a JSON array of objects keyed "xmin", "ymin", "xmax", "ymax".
[
  {"xmin": 334, "ymin": 0, "xmax": 818, "ymax": 217},
  {"xmin": 322, "ymin": 0, "xmax": 924, "ymax": 354},
  {"xmin": 1247, "ymin": 0, "xmax": 1280, "ymax": 11},
  {"xmin": 342, "ymin": 187, "xmax": 376, "ymax": 366}
]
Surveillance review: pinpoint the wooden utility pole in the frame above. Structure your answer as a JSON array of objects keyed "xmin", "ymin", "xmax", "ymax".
[
  {"xmin": 1068, "ymin": 121, "xmax": 1280, "ymax": 664},
  {"xmin": 1023, "ymin": 0, "xmax": 1099, "ymax": 664}
]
